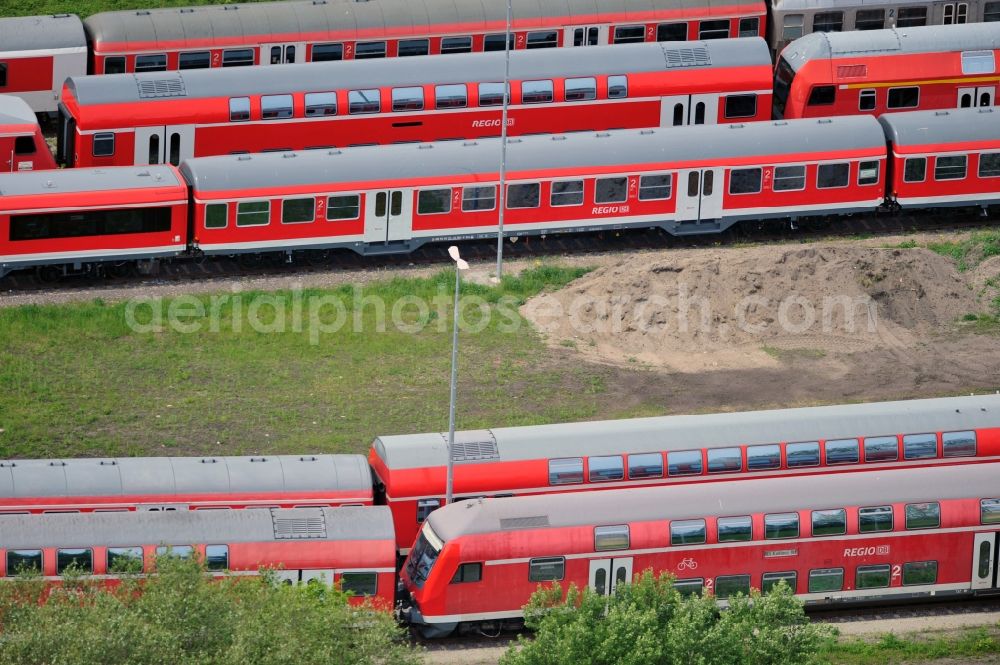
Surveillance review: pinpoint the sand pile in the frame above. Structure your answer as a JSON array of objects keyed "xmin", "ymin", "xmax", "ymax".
[{"xmin": 522, "ymin": 246, "xmax": 985, "ymax": 372}]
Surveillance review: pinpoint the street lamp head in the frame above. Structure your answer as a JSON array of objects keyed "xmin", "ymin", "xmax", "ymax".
[{"xmin": 448, "ymin": 246, "xmax": 470, "ymax": 271}]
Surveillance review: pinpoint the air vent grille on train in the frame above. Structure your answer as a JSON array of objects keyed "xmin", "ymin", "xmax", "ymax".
[
  {"xmin": 450, "ymin": 439, "xmax": 500, "ymax": 462},
  {"xmin": 663, "ymin": 46, "xmax": 710, "ymax": 68},
  {"xmin": 500, "ymin": 516, "xmax": 550, "ymax": 530},
  {"xmin": 836, "ymin": 64, "xmax": 868, "ymax": 78},
  {"xmin": 272, "ymin": 508, "xmax": 327, "ymax": 539},
  {"xmin": 137, "ymin": 77, "xmax": 187, "ymax": 99}
]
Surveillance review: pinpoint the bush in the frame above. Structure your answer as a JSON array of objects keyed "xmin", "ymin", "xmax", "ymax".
[{"xmin": 501, "ymin": 570, "xmax": 831, "ymax": 665}]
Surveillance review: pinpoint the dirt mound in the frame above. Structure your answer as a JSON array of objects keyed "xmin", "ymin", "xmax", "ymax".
[{"xmin": 522, "ymin": 246, "xmax": 984, "ymax": 372}]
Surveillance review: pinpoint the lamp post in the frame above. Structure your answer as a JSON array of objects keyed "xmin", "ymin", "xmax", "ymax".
[
  {"xmin": 494, "ymin": 0, "xmax": 513, "ymax": 282},
  {"xmin": 445, "ymin": 246, "xmax": 469, "ymax": 505}
]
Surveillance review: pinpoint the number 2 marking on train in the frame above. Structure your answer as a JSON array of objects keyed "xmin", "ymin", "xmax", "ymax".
[
  {"xmin": 316, "ymin": 198, "xmax": 325, "ymax": 216},
  {"xmin": 892, "ymin": 565, "xmax": 901, "ymax": 581}
]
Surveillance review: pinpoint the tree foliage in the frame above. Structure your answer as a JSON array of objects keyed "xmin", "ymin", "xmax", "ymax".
[
  {"xmin": 501, "ymin": 570, "xmax": 832, "ymax": 665},
  {"xmin": 0, "ymin": 557, "xmax": 421, "ymax": 665}
]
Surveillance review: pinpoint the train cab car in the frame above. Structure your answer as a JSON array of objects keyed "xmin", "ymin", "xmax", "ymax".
[
  {"xmin": 0, "ymin": 165, "xmax": 188, "ymax": 280},
  {"xmin": 774, "ymin": 22, "xmax": 1000, "ymax": 119},
  {"xmin": 0, "ymin": 506, "xmax": 396, "ymax": 607},
  {"xmin": 82, "ymin": 0, "xmax": 765, "ymax": 75},
  {"xmin": 58, "ymin": 39, "xmax": 773, "ymax": 168},
  {"xmin": 0, "ymin": 454, "xmax": 373, "ymax": 514},
  {"xmin": 0, "ymin": 15, "xmax": 87, "ymax": 116},
  {"xmin": 372, "ymin": 394, "xmax": 999, "ymax": 553},
  {"xmin": 399, "ymin": 462, "xmax": 1000, "ymax": 636},
  {"xmin": 0, "ymin": 96, "xmax": 56, "ymax": 172}
]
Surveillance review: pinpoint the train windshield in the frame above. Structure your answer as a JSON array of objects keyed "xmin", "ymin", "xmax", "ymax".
[
  {"xmin": 406, "ymin": 522, "xmax": 444, "ymax": 589},
  {"xmin": 773, "ymin": 57, "xmax": 795, "ymax": 119}
]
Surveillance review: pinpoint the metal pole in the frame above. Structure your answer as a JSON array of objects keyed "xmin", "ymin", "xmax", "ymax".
[
  {"xmin": 445, "ymin": 266, "xmax": 461, "ymax": 505},
  {"xmin": 495, "ymin": 0, "xmax": 512, "ymax": 281}
]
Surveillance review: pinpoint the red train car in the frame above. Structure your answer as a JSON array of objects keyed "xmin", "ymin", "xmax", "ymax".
[
  {"xmin": 400, "ymin": 462, "xmax": 1000, "ymax": 636},
  {"xmin": 0, "ymin": 506, "xmax": 396, "ymax": 607},
  {"xmin": 774, "ymin": 22, "xmax": 1000, "ymax": 119},
  {"xmin": 0, "ymin": 165, "xmax": 187, "ymax": 280},
  {"xmin": 372, "ymin": 394, "xmax": 999, "ymax": 553},
  {"xmin": 0, "ymin": 95, "xmax": 55, "ymax": 172},
  {"xmin": 0, "ymin": 15, "xmax": 87, "ymax": 116},
  {"xmin": 58, "ymin": 39, "xmax": 773, "ymax": 168},
  {"xmin": 0, "ymin": 454, "xmax": 373, "ymax": 514},
  {"xmin": 880, "ymin": 107, "xmax": 1000, "ymax": 211}
]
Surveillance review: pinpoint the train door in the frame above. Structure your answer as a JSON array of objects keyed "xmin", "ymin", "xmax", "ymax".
[
  {"xmin": 134, "ymin": 125, "xmax": 194, "ymax": 166},
  {"xmin": 363, "ymin": 189, "xmax": 413, "ymax": 243},
  {"xmin": 262, "ymin": 43, "xmax": 305, "ymax": 65},
  {"xmin": 676, "ymin": 169, "xmax": 724, "ymax": 222},
  {"xmin": 972, "ymin": 532, "xmax": 1000, "ymax": 591},
  {"xmin": 565, "ymin": 26, "xmax": 607, "ymax": 46},
  {"xmin": 958, "ymin": 87, "xmax": 995, "ymax": 108},
  {"xmin": 589, "ymin": 558, "xmax": 633, "ymax": 596},
  {"xmin": 272, "ymin": 569, "xmax": 335, "ymax": 586},
  {"xmin": 941, "ymin": 2, "xmax": 969, "ymax": 23},
  {"xmin": 659, "ymin": 94, "xmax": 719, "ymax": 126}
]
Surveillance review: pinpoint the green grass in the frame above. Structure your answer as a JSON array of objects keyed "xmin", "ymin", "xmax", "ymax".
[
  {"xmin": 926, "ymin": 230, "xmax": 1000, "ymax": 271},
  {"xmin": 823, "ymin": 626, "xmax": 1000, "ymax": 664},
  {"xmin": 4, "ymin": 0, "xmax": 276, "ymax": 19}
]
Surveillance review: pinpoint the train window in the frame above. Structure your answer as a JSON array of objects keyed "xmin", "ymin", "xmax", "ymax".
[
  {"xmin": 304, "ymin": 92, "xmax": 337, "ymax": 118},
  {"xmin": 415, "ymin": 499, "xmax": 441, "ymax": 523},
  {"xmin": 261, "ymin": 94, "xmax": 293, "ymax": 120},
  {"xmin": 764, "ymin": 513, "xmax": 799, "ymax": 539},
  {"xmin": 507, "ymin": 183, "xmax": 541, "ymax": 209},
  {"xmin": 526, "ymin": 31, "xmax": 558, "ymax": 49},
  {"xmin": 979, "ymin": 153, "xmax": 1000, "ymax": 177},
  {"xmin": 417, "ymin": 189, "xmax": 451, "ymax": 215},
  {"xmin": 668, "ymin": 449, "xmax": 703, "ymax": 476},
  {"xmin": 782, "ymin": 15, "xmax": 804, "ymax": 40},
  {"xmin": 942, "ymin": 430, "xmax": 976, "ymax": 456},
  {"xmin": 812, "ymin": 12, "xmax": 843, "ymax": 32},
  {"xmin": 201, "ymin": 545, "xmax": 228, "ymax": 571},
  {"xmin": 342, "ymin": 571, "xmax": 378, "ymax": 595},
  {"xmin": 529, "ymin": 557, "xmax": 565, "ymax": 581},
  {"xmin": 155, "ymin": 546, "xmax": 194, "ymax": 559},
  {"xmin": 673, "ymin": 578, "xmax": 704, "ymax": 596},
  {"xmin": 450, "ymin": 563, "xmax": 482, "ymax": 584},
  {"xmin": 817, "ymin": 163, "xmax": 849, "ymax": 189},
  {"xmin": 435, "ymin": 84, "xmax": 467, "ymax": 109},
  {"xmin": 717, "ymin": 516, "xmax": 752, "ymax": 542},
  {"xmin": 478, "ymin": 82, "xmax": 508, "ymax": 107},
  {"xmin": 887, "ymin": 87, "xmax": 919, "ymax": 109},
  {"xmin": 589, "ymin": 456, "xmax": 624, "ymax": 482},
  {"xmin": 179, "ymin": 51, "xmax": 210, "ymax": 70},
  {"xmin": 808, "ymin": 567, "xmax": 844, "ymax": 593},
  {"xmin": 356, "ymin": 41, "xmax": 386, "ymax": 59},
  {"xmin": 462, "ymin": 186, "xmax": 497, "ymax": 212},
  {"xmin": 6, "ymin": 550, "xmax": 42, "ymax": 576},
  {"xmin": 236, "ymin": 201, "xmax": 270, "ymax": 227},
  {"xmin": 856, "ymin": 564, "xmax": 890, "ymax": 589},
  {"xmin": 608, "ymin": 75, "xmax": 628, "ymax": 99},
  {"xmin": 729, "ymin": 168, "xmax": 762, "ymax": 195},
  {"xmin": 863, "ymin": 435, "xmax": 897, "ymax": 462},
  {"xmin": 10, "ymin": 207, "xmax": 171, "ymax": 241},
  {"xmin": 398, "ymin": 39, "xmax": 429, "ymax": 57},
  {"xmin": 707, "ymin": 447, "xmax": 742, "ymax": 473},
  {"xmin": 739, "ymin": 17, "xmax": 759, "ymax": 37},
  {"xmin": 657, "ymin": 23, "xmax": 687, "ymax": 41},
  {"xmin": 349, "ymin": 89, "xmax": 380, "ymax": 115},
  {"xmin": 715, "ymin": 574, "xmax": 750, "ymax": 599},
  {"xmin": 747, "ymin": 444, "xmax": 780, "ymax": 470},
  {"xmin": 595, "ymin": 525, "xmax": 630, "ymax": 551},
  {"xmin": 859, "ymin": 506, "xmax": 893, "ymax": 532},
  {"xmin": 902, "ymin": 432, "xmax": 936, "ymax": 459},
  {"xmin": 106, "ymin": 547, "xmax": 143, "ymax": 573},
  {"xmin": 858, "ymin": 161, "xmax": 880, "ymax": 185},
  {"xmin": 205, "ymin": 203, "xmax": 228, "ymax": 229},
  {"xmin": 855, "ymin": 9, "xmax": 885, "ymax": 30},
  {"xmin": 327, "ymin": 194, "xmax": 361, "ymax": 220},
  {"xmin": 638, "ymin": 174, "xmax": 672, "ymax": 200},
  {"xmin": 484, "ymin": 34, "xmax": 515, "ymax": 52},
  {"xmin": 548, "ymin": 458, "xmax": 583, "ymax": 485},
  {"xmin": 229, "ymin": 97, "xmax": 251, "ymax": 122},
  {"xmin": 859, "ymin": 89, "xmax": 877, "ymax": 111},
  {"xmin": 896, "ymin": 7, "xmax": 927, "ymax": 26},
  {"xmin": 282, "ymin": 198, "xmax": 315, "ymax": 224},
  {"xmin": 103, "ymin": 57, "xmax": 126, "ymax": 74},
  {"xmin": 903, "ymin": 560, "xmax": 938, "ymax": 585},
  {"xmin": 807, "ymin": 85, "xmax": 836, "ymax": 106},
  {"xmin": 312, "ymin": 43, "xmax": 343, "ymax": 62},
  {"xmin": 14, "ymin": 136, "xmax": 35, "ymax": 155},
  {"xmin": 987, "ymin": 1, "xmax": 1000, "ymax": 20},
  {"xmin": 135, "ymin": 54, "xmax": 167, "ymax": 72},
  {"xmin": 392, "ymin": 87, "xmax": 424, "ymax": 112},
  {"xmin": 222, "ymin": 49, "xmax": 254, "ymax": 67},
  {"xmin": 981, "ymin": 499, "xmax": 1000, "ymax": 524},
  {"xmin": 824, "ymin": 438, "xmax": 859, "ymax": 463},
  {"xmin": 442, "ymin": 37, "xmax": 473, "ymax": 54},
  {"xmin": 92, "ymin": 133, "xmax": 115, "ymax": 157},
  {"xmin": 724, "ymin": 95, "xmax": 757, "ymax": 119},
  {"xmin": 934, "ymin": 156, "xmax": 968, "ymax": 181},
  {"xmin": 565, "ymin": 77, "xmax": 597, "ymax": 102},
  {"xmin": 905, "ymin": 502, "xmax": 940, "ymax": 530},
  {"xmin": 551, "ymin": 180, "xmax": 585, "ymax": 207},
  {"xmin": 595, "ymin": 177, "xmax": 628, "ymax": 204},
  {"xmin": 772, "ymin": 165, "xmax": 806, "ymax": 192},
  {"xmin": 811, "ymin": 509, "xmax": 846, "ymax": 536},
  {"xmin": 762, "ymin": 571, "xmax": 797, "ymax": 594},
  {"xmin": 613, "ymin": 25, "xmax": 646, "ymax": 44},
  {"xmin": 698, "ymin": 19, "xmax": 730, "ymax": 39},
  {"xmin": 786, "ymin": 441, "xmax": 820, "ymax": 467},
  {"xmin": 903, "ymin": 158, "xmax": 927, "ymax": 183},
  {"xmin": 522, "ymin": 80, "xmax": 554, "ymax": 104},
  {"xmin": 670, "ymin": 519, "xmax": 706, "ymax": 545},
  {"xmin": 628, "ymin": 453, "xmax": 663, "ymax": 479}
]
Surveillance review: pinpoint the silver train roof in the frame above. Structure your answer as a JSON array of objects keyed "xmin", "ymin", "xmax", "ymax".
[
  {"xmin": 180, "ymin": 116, "xmax": 886, "ymax": 194},
  {"xmin": 0, "ymin": 14, "xmax": 85, "ymax": 53},
  {"xmin": 0, "ymin": 506, "xmax": 392, "ymax": 549},
  {"xmin": 780, "ymin": 22, "xmax": 1000, "ymax": 71},
  {"xmin": 0, "ymin": 166, "xmax": 182, "ymax": 198},
  {"xmin": 65, "ymin": 38, "xmax": 769, "ymax": 107},
  {"xmin": 878, "ymin": 107, "xmax": 1000, "ymax": 146},
  {"xmin": 0, "ymin": 95, "xmax": 37, "ymax": 126},
  {"xmin": 0, "ymin": 454, "xmax": 371, "ymax": 499},
  {"xmin": 772, "ymin": 0, "xmax": 954, "ymax": 11},
  {"xmin": 375, "ymin": 394, "xmax": 999, "ymax": 469},
  {"xmin": 427, "ymin": 461, "xmax": 999, "ymax": 541}
]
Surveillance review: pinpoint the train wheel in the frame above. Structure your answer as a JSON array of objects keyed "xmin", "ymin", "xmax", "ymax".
[
  {"xmin": 306, "ymin": 249, "xmax": 333, "ymax": 266},
  {"xmin": 237, "ymin": 253, "xmax": 265, "ymax": 269},
  {"xmin": 107, "ymin": 261, "xmax": 135, "ymax": 279},
  {"xmin": 36, "ymin": 265, "xmax": 61, "ymax": 283}
]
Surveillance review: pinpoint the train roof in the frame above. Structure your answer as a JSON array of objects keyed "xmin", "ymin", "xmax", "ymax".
[
  {"xmin": 0, "ymin": 166, "xmax": 183, "ymax": 198},
  {"xmin": 878, "ymin": 107, "xmax": 1000, "ymax": 147},
  {"xmin": 779, "ymin": 22, "xmax": 1000, "ymax": 71},
  {"xmin": 0, "ymin": 454, "xmax": 371, "ymax": 499},
  {"xmin": 83, "ymin": 0, "xmax": 755, "ymax": 48},
  {"xmin": 772, "ymin": 0, "xmax": 954, "ymax": 10},
  {"xmin": 64, "ymin": 39, "xmax": 769, "ymax": 107},
  {"xmin": 427, "ymin": 460, "xmax": 998, "ymax": 541},
  {"xmin": 0, "ymin": 14, "xmax": 85, "ymax": 53},
  {"xmin": 374, "ymin": 394, "xmax": 999, "ymax": 469},
  {"xmin": 0, "ymin": 506, "xmax": 393, "ymax": 549},
  {"xmin": 0, "ymin": 95, "xmax": 37, "ymax": 127},
  {"xmin": 180, "ymin": 115, "xmax": 885, "ymax": 195}
]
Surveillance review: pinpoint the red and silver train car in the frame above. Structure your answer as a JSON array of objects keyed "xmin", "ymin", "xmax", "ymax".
[
  {"xmin": 0, "ymin": 15, "xmax": 86, "ymax": 116},
  {"xmin": 0, "ymin": 95, "xmax": 56, "ymax": 172},
  {"xmin": 0, "ymin": 506, "xmax": 396, "ymax": 607},
  {"xmin": 400, "ymin": 462, "xmax": 1000, "ymax": 636},
  {"xmin": 372, "ymin": 394, "xmax": 999, "ymax": 552},
  {"xmin": 0, "ymin": 454, "xmax": 372, "ymax": 514},
  {"xmin": 879, "ymin": 107, "xmax": 1000, "ymax": 211},
  {"xmin": 57, "ymin": 39, "xmax": 773, "ymax": 168},
  {"xmin": 82, "ymin": 0, "xmax": 764, "ymax": 75},
  {"xmin": 774, "ymin": 22, "xmax": 1000, "ymax": 119},
  {"xmin": 0, "ymin": 165, "xmax": 188, "ymax": 280}
]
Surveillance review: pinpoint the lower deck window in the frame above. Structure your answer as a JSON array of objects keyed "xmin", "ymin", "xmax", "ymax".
[
  {"xmin": 528, "ymin": 557, "xmax": 564, "ymax": 581},
  {"xmin": 888, "ymin": 87, "xmax": 919, "ymax": 109},
  {"xmin": 729, "ymin": 168, "xmax": 762, "ymax": 194},
  {"xmin": 462, "ymin": 186, "xmax": 496, "ymax": 212},
  {"xmin": 451, "ymin": 562, "xmax": 482, "ymax": 583},
  {"xmin": 980, "ymin": 153, "xmax": 1000, "ymax": 178},
  {"xmin": 155, "ymin": 546, "xmax": 194, "ymax": 559},
  {"xmin": 855, "ymin": 564, "xmax": 890, "ymax": 589},
  {"xmin": 673, "ymin": 577, "xmax": 703, "ymax": 596},
  {"xmin": 327, "ymin": 194, "xmax": 361, "ymax": 221},
  {"xmin": 902, "ymin": 560, "xmax": 937, "ymax": 585},
  {"xmin": 638, "ymin": 174, "xmax": 671, "ymax": 200},
  {"xmin": 236, "ymin": 201, "xmax": 270, "ymax": 227},
  {"xmin": 715, "ymin": 574, "xmax": 750, "ymax": 598},
  {"xmin": 57, "ymin": 548, "xmax": 93, "ymax": 575},
  {"xmin": 903, "ymin": 158, "xmax": 926, "ymax": 183},
  {"xmin": 507, "ymin": 183, "xmax": 540, "ymax": 209},
  {"xmin": 10, "ymin": 207, "xmax": 172, "ymax": 241},
  {"xmin": 935, "ymin": 156, "xmax": 967, "ymax": 181},
  {"xmin": 205, "ymin": 545, "xmax": 229, "ymax": 571},
  {"xmin": 762, "ymin": 571, "xmax": 797, "ymax": 593},
  {"xmin": 342, "ymin": 571, "xmax": 378, "ymax": 595},
  {"xmin": 417, "ymin": 189, "xmax": 451, "ymax": 215},
  {"xmin": 93, "ymin": 133, "xmax": 115, "ymax": 157},
  {"xmin": 817, "ymin": 163, "xmax": 849, "ymax": 189},
  {"xmin": 6, "ymin": 550, "xmax": 42, "ymax": 576},
  {"xmin": 107, "ymin": 547, "xmax": 143, "ymax": 573},
  {"xmin": 808, "ymin": 567, "xmax": 844, "ymax": 593}
]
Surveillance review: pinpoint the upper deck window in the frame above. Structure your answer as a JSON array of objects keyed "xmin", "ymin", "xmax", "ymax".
[
  {"xmin": 356, "ymin": 41, "xmax": 386, "ymax": 59},
  {"xmin": 135, "ymin": 54, "xmax": 167, "ymax": 72},
  {"xmin": 312, "ymin": 43, "xmax": 343, "ymax": 62},
  {"xmin": 548, "ymin": 457, "xmax": 583, "ymax": 485},
  {"xmin": 222, "ymin": 49, "xmax": 253, "ymax": 67},
  {"xmin": 658, "ymin": 23, "xmax": 687, "ymax": 41},
  {"xmin": 179, "ymin": 51, "xmax": 210, "ymax": 70},
  {"xmin": 441, "ymin": 37, "xmax": 473, "ymax": 54},
  {"xmin": 613, "ymin": 25, "xmax": 646, "ymax": 44},
  {"xmin": 812, "ymin": 12, "xmax": 843, "ymax": 32},
  {"xmin": 903, "ymin": 433, "xmax": 937, "ymax": 458},
  {"xmin": 896, "ymin": 7, "xmax": 927, "ymax": 26},
  {"xmin": 856, "ymin": 9, "xmax": 885, "ymax": 29},
  {"xmin": 698, "ymin": 19, "xmax": 730, "ymax": 39},
  {"xmin": 398, "ymin": 39, "xmax": 429, "ymax": 57},
  {"xmin": 526, "ymin": 31, "xmax": 558, "ymax": 49}
]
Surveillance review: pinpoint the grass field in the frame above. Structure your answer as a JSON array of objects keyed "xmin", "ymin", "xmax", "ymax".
[{"xmin": 4, "ymin": 0, "xmax": 275, "ymax": 19}]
